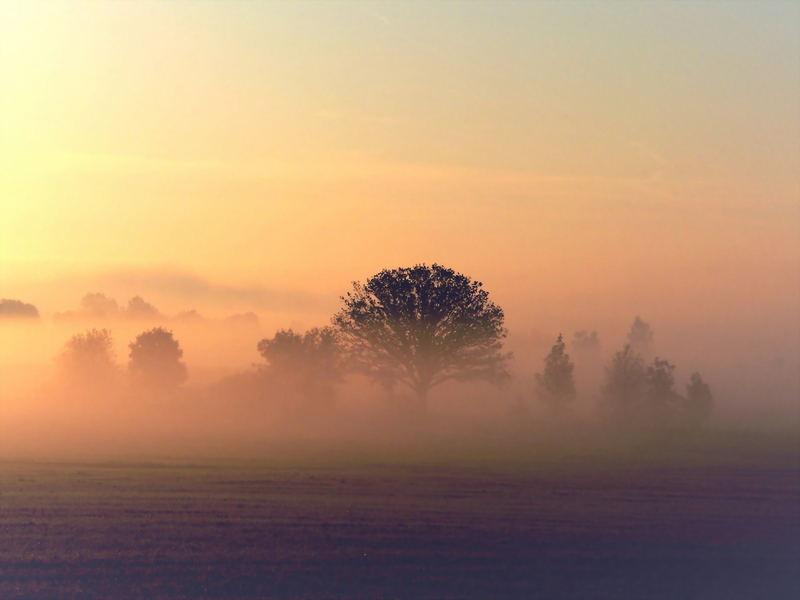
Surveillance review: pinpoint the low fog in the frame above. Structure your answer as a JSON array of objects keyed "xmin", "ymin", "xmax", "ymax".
[{"xmin": 1, "ymin": 266, "xmax": 798, "ymax": 461}]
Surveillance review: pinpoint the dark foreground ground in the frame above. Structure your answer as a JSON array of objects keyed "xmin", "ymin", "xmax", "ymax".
[{"xmin": 1, "ymin": 436, "xmax": 799, "ymax": 599}]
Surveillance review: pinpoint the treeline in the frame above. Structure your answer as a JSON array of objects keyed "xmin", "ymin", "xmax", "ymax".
[
  {"xmin": 50, "ymin": 264, "xmax": 712, "ymax": 429},
  {"xmin": 0, "ymin": 298, "xmax": 39, "ymax": 319},
  {"xmin": 1, "ymin": 292, "xmax": 260, "ymax": 325},
  {"xmin": 534, "ymin": 330, "xmax": 712, "ymax": 430}
]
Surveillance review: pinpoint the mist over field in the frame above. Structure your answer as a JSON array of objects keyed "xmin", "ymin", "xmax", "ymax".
[
  {"xmin": 2, "ymin": 276, "xmax": 799, "ymax": 600},
  {"xmin": 2, "ymin": 1, "xmax": 799, "ymax": 598},
  {"xmin": 0, "ymin": 274, "xmax": 797, "ymax": 461}
]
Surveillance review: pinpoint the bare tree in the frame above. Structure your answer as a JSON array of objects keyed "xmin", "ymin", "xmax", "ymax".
[
  {"xmin": 128, "ymin": 327, "xmax": 187, "ymax": 391},
  {"xmin": 333, "ymin": 264, "xmax": 510, "ymax": 407}
]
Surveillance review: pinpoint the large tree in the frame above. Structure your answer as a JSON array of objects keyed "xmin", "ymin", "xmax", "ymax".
[
  {"xmin": 333, "ymin": 264, "xmax": 510, "ymax": 406},
  {"xmin": 128, "ymin": 327, "xmax": 187, "ymax": 391}
]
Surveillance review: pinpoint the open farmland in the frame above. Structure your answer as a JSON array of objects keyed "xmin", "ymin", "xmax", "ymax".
[{"xmin": 1, "ymin": 439, "xmax": 798, "ymax": 599}]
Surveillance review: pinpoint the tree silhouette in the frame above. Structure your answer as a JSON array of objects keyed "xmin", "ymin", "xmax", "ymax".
[
  {"xmin": 333, "ymin": 264, "xmax": 510, "ymax": 406},
  {"xmin": 627, "ymin": 316, "xmax": 653, "ymax": 355},
  {"xmin": 125, "ymin": 296, "xmax": 162, "ymax": 320},
  {"xmin": 257, "ymin": 327, "xmax": 343, "ymax": 404},
  {"xmin": 535, "ymin": 334, "xmax": 576, "ymax": 410},
  {"xmin": 80, "ymin": 293, "xmax": 119, "ymax": 318},
  {"xmin": 0, "ymin": 299, "xmax": 39, "ymax": 319},
  {"xmin": 602, "ymin": 346, "xmax": 691, "ymax": 429},
  {"xmin": 128, "ymin": 327, "xmax": 187, "ymax": 391},
  {"xmin": 601, "ymin": 344, "xmax": 647, "ymax": 422},
  {"xmin": 684, "ymin": 372, "xmax": 712, "ymax": 427},
  {"xmin": 58, "ymin": 328, "xmax": 117, "ymax": 388},
  {"xmin": 55, "ymin": 293, "xmax": 119, "ymax": 320},
  {"xmin": 645, "ymin": 357, "xmax": 679, "ymax": 425}
]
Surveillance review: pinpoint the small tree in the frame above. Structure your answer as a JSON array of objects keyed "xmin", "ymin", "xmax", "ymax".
[
  {"xmin": 535, "ymin": 334, "xmax": 576, "ymax": 410},
  {"xmin": 333, "ymin": 264, "xmax": 510, "ymax": 407},
  {"xmin": 644, "ymin": 357, "xmax": 679, "ymax": 425},
  {"xmin": 128, "ymin": 327, "xmax": 187, "ymax": 391},
  {"xmin": 57, "ymin": 328, "xmax": 118, "ymax": 389},
  {"xmin": 257, "ymin": 327, "xmax": 343, "ymax": 404},
  {"xmin": 601, "ymin": 345, "xmax": 647, "ymax": 423},
  {"xmin": 684, "ymin": 372, "xmax": 712, "ymax": 427}
]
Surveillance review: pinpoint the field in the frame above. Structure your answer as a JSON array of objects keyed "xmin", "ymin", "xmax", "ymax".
[{"xmin": 1, "ymin": 435, "xmax": 799, "ymax": 599}]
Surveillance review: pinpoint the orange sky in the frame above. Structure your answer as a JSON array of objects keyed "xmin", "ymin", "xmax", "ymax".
[{"xmin": 2, "ymin": 1, "xmax": 798, "ymax": 336}]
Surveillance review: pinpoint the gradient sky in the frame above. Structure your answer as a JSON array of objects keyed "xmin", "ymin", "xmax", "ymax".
[{"xmin": 2, "ymin": 1, "xmax": 798, "ymax": 336}]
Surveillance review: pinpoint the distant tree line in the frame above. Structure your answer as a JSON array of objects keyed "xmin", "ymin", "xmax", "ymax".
[
  {"xmin": 535, "ymin": 317, "xmax": 711, "ymax": 428},
  {"xmin": 58, "ymin": 327, "xmax": 186, "ymax": 394},
  {"xmin": 51, "ymin": 264, "xmax": 712, "ymax": 428},
  {"xmin": 0, "ymin": 298, "xmax": 39, "ymax": 319}
]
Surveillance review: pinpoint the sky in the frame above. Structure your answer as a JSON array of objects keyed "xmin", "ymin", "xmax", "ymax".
[{"xmin": 1, "ymin": 0, "xmax": 799, "ymax": 346}]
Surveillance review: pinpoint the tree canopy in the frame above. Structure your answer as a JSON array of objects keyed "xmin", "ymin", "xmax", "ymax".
[
  {"xmin": 257, "ymin": 327, "xmax": 343, "ymax": 403},
  {"xmin": 128, "ymin": 327, "xmax": 187, "ymax": 391},
  {"xmin": 333, "ymin": 264, "xmax": 509, "ymax": 404},
  {"xmin": 58, "ymin": 328, "xmax": 117, "ymax": 388}
]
